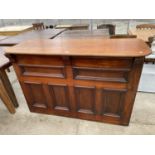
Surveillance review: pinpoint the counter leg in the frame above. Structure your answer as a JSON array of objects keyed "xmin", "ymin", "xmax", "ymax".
[
  {"xmin": 0, "ymin": 69, "xmax": 19, "ymax": 108},
  {"xmin": 0, "ymin": 79, "xmax": 16, "ymax": 114}
]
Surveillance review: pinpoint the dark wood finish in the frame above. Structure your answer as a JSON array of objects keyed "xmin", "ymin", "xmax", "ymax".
[
  {"xmin": 0, "ymin": 79, "xmax": 15, "ymax": 113},
  {"xmin": 0, "ymin": 29, "xmax": 66, "ymax": 46},
  {"xmin": 0, "ymin": 47, "xmax": 18, "ymax": 113},
  {"xmin": 0, "ymin": 69, "xmax": 18, "ymax": 108},
  {"xmin": 147, "ymin": 36, "xmax": 155, "ymax": 47},
  {"xmin": 144, "ymin": 58, "xmax": 155, "ymax": 64},
  {"xmin": 32, "ymin": 22, "xmax": 45, "ymax": 30},
  {"xmin": 5, "ymin": 39, "xmax": 150, "ymax": 125},
  {"xmin": 8, "ymin": 55, "xmax": 145, "ymax": 125},
  {"xmin": 110, "ymin": 34, "xmax": 137, "ymax": 39},
  {"xmin": 97, "ymin": 24, "xmax": 115, "ymax": 35}
]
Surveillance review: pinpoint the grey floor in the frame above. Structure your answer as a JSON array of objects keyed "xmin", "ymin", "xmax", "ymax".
[{"xmin": 0, "ymin": 67, "xmax": 155, "ymax": 135}]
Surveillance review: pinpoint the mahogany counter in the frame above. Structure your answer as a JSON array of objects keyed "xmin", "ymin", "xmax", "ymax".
[{"xmin": 5, "ymin": 38, "xmax": 151, "ymax": 125}]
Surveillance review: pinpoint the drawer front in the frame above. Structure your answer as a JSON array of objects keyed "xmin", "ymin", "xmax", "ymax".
[
  {"xmin": 16, "ymin": 55, "xmax": 66, "ymax": 78},
  {"xmin": 19, "ymin": 64, "xmax": 66, "ymax": 78},
  {"xmin": 73, "ymin": 67, "xmax": 129, "ymax": 83},
  {"xmin": 72, "ymin": 57, "xmax": 133, "ymax": 83},
  {"xmin": 72, "ymin": 57, "xmax": 133, "ymax": 69},
  {"xmin": 16, "ymin": 55, "xmax": 64, "ymax": 66}
]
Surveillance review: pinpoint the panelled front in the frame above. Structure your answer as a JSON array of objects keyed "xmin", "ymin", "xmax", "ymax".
[{"xmin": 13, "ymin": 55, "xmax": 140, "ymax": 125}]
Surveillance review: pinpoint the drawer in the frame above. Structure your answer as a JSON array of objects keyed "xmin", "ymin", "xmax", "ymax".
[
  {"xmin": 16, "ymin": 55, "xmax": 65, "ymax": 66},
  {"xmin": 73, "ymin": 67, "xmax": 129, "ymax": 82},
  {"xmin": 16, "ymin": 55, "xmax": 66, "ymax": 78},
  {"xmin": 71, "ymin": 57, "xmax": 133, "ymax": 70},
  {"xmin": 19, "ymin": 64, "xmax": 66, "ymax": 78}
]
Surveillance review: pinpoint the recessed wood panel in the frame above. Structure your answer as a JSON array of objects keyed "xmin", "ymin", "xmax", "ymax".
[
  {"xmin": 75, "ymin": 86, "xmax": 95, "ymax": 114},
  {"xmin": 72, "ymin": 57, "xmax": 133, "ymax": 70},
  {"xmin": 24, "ymin": 82, "xmax": 47, "ymax": 108},
  {"xmin": 101, "ymin": 88, "xmax": 127, "ymax": 118},
  {"xmin": 73, "ymin": 67, "xmax": 129, "ymax": 82},
  {"xmin": 48, "ymin": 84, "xmax": 70, "ymax": 111},
  {"xmin": 19, "ymin": 64, "xmax": 66, "ymax": 78},
  {"xmin": 17, "ymin": 55, "xmax": 64, "ymax": 66}
]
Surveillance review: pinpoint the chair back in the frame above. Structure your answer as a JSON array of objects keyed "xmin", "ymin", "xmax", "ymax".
[
  {"xmin": 97, "ymin": 24, "xmax": 115, "ymax": 35},
  {"xmin": 32, "ymin": 22, "xmax": 45, "ymax": 30}
]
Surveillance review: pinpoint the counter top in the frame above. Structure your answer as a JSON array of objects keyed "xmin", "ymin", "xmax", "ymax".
[{"xmin": 5, "ymin": 38, "xmax": 151, "ymax": 57}]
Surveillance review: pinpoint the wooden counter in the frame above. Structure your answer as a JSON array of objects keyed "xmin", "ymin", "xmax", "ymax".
[{"xmin": 5, "ymin": 38, "xmax": 151, "ymax": 125}]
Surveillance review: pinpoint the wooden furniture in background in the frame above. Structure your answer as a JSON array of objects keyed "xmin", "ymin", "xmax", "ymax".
[
  {"xmin": 145, "ymin": 57, "xmax": 155, "ymax": 64},
  {"xmin": 0, "ymin": 29, "xmax": 66, "ymax": 46},
  {"xmin": 147, "ymin": 36, "xmax": 155, "ymax": 47},
  {"xmin": 0, "ymin": 25, "xmax": 33, "ymax": 36},
  {"xmin": 136, "ymin": 24, "xmax": 155, "ymax": 29},
  {"xmin": 110, "ymin": 34, "xmax": 137, "ymax": 39},
  {"xmin": 128, "ymin": 28, "xmax": 155, "ymax": 42},
  {"xmin": 55, "ymin": 29, "xmax": 110, "ymax": 39},
  {"xmin": 145, "ymin": 37, "xmax": 155, "ymax": 64},
  {"xmin": 32, "ymin": 22, "xmax": 45, "ymax": 30},
  {"xmin": 129, "ymin": 28, "xmax": 155, "ymax": 64},
  {"xmin": 0, "ymin": 79, "xmax": 15, "ymax": 113},
  {"xmin": 5, "ymin": 39, "xmax": 150, "ymax": 125},
  {"xmin": 97, "ymin": 24, "xmax": 115, "ymax": 35},
  {"xmin": 55, "ymin": 24, "xmax": 89, "ymax": 30},
  {"xmin": 0, "ymin": 47, "xmax": 18, "ymax": 113}
]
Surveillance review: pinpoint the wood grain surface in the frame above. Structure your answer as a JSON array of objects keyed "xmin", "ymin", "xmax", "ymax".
[
  {"xmin": 5, "ymin": 38, "xmax": 151, "ymax": 57},
  {"xmin": 0, "ymin": 29, "xmax": 66, "ymax": 46}
]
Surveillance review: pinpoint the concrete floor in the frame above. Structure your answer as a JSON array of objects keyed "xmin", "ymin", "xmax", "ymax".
[{"xmin": 0, "ymin": 67, "xmax": 155, "ymax": 135}]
